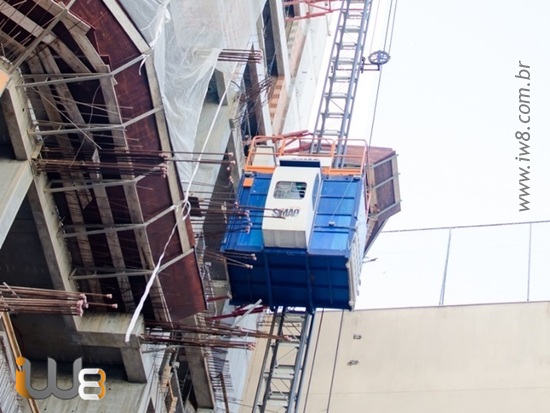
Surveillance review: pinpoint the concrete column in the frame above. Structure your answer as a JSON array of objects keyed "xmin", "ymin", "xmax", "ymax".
[
  {"xmin": 1, "ymin": 82, "xmax": 36, "ymax": 161},
  {"xmin": 71, "ymin": 313, "xmax": 150, "ymax": 383},
  {"xmin": 269, "ymin": 0, "xmax": 291, "ymax": 77},
  {"xmin": 185, "ymin": 346, "xmax": 215, "ymax": 409},
  {"xmin": 0, "ymin": 160, "xmax": 32, "ymax": 248},
  {"xmin": 184, "ymin": 316, "xmax": 215, "ymax": 410}
]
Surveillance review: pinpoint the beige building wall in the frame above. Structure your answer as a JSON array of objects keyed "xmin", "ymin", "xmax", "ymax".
[{"xmin": 300, "ymin": 302, "xmax": 550, "ymax": 413}]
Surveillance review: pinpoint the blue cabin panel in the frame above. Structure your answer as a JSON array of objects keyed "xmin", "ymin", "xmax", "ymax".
[{"xmin": 222, "ymin": 171, "xmax": 365, "ymax": 311}]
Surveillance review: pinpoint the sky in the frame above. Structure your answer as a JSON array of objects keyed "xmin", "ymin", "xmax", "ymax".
[{"xmin": 337, "ymin": 0, "xmax": 550, "ymax": 309}]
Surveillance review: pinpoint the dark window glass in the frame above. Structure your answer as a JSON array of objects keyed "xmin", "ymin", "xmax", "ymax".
[{"xmin": 274, "ymin": 181, "xmax": 307, "ymax": 199}]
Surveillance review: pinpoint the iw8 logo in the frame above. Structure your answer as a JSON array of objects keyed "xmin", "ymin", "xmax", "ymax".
[{"xmin": 16, "ymin": 357, "xmax": 106, "ymax": 400}]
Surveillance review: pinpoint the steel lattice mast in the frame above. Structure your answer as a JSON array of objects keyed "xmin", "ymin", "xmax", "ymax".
[
  {"xmin": 252, "ymin": 1, "xmax": 380, "ymax": 411},
  {"xmin": 312, "ymin": 0, "xmax": 375, "ymax": 167}
]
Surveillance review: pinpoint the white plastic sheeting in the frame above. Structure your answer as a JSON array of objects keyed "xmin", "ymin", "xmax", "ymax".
[{"xmin": 119, "ymin": 0, "xmax": 264, "ymax": 185}]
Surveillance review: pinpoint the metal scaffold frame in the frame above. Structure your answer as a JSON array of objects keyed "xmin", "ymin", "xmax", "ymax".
[
  {"xmin": 252, "ymin": 308, "xmax": 315, "ymax": 413},
  {"xmin": 253, "ymin": 0, "xmax": 377, "ymax": 410}
]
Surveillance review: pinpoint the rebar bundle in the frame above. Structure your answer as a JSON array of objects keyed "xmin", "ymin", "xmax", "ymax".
[
  {"xmin": 143, "ymin": 319, "xmax": 289, "ymax": 350},
  {"xmin": 0, "ymin": 284, "xmax": 116, "ymax": 316},
  {"xmin": 33, "ymin": 158, "xmax": 169, "ymax": 177},
  {"xmin": 234, "ymin": 74, "xmax": 272, "ymax": 137},
  {"xmin": 218, "ymin": 49, "xmax": 263, "ymax": 63},
  {"xmin": 35, "ymin": 148, "xmax": 235, "ymax": 178},
  {"xmin": 142, "ymin": 334, "xmax": 255, "ymax": 350}
]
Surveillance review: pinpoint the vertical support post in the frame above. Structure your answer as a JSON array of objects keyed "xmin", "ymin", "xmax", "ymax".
[
  {"xmin": 439, "ymin": 228, "xmax": 452, "ymax": 306},
  {"xmin": 253, "ymin": 308, "xmax": 314, "ymax": 412},
  {"xmin": 527, "ymin": 223, "xmax": 532, "ymax": 302}
]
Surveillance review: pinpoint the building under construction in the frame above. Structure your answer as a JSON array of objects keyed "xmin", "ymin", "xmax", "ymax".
[{"xmin": 0, "ymin": 0, "xmax": 400, "ymax": 412}]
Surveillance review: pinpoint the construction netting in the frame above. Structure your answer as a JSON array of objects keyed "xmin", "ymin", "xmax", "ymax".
[{"xmin": 119, "ymin": 0, "xmax": 265, "ymax": 187}]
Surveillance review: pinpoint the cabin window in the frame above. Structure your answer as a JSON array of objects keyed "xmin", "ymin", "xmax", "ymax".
[{"xmin": 274, "ymin": 181, "xmax": 307, "ymax": 199}]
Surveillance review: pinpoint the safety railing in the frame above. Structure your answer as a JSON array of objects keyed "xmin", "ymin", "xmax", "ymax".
[{"xmin": 244, "ymin": 132, "xmax": 368, "ymax": 177}]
